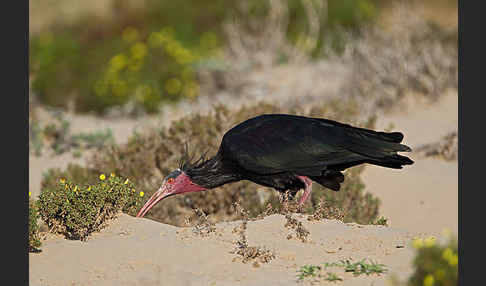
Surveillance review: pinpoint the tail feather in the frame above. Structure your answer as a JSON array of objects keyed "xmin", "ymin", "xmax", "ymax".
[
  {"xmin": 368, "ymin": 154, "xmax": 414, "ymax": 169},
  {"xmin": 340, "ymin": 126, "xmax": 414, "ymax": 170}
]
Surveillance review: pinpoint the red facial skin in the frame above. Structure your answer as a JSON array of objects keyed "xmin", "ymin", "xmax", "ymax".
[{"xmin": 136, "ymin": 172, "xmax": 206, "ymax": 218}]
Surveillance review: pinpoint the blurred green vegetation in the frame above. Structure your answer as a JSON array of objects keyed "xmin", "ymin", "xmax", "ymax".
[
  {"xmin": 392, "ymin": 235, "xmax": 458, "ymax": 286},
  {"xmin": 29, "ymin": 111, "xmax": 114, "ymax": 156},
  {"xmin": 30, "ymin": 0, "xmax": 379, "ymax": 114}
]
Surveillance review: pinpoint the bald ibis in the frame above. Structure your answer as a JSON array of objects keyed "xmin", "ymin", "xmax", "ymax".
[{"xmin": 136, "ymin": 114, "xmax": 414, "ymax": 218}]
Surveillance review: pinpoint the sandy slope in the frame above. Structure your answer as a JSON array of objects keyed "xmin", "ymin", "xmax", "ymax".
[
  {"xmin": 29, "ymin": 91, "xmax": 458, "ymax": 286},
  {"xmin": 30, "ymin": 214, "xmax": 419, "ymax": 286}
]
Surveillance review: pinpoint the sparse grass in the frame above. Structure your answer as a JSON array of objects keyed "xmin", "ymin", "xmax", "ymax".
[
  {"xmin": 29, "ymin": 111, "xmax": 114, "ymax": 157},
  {"xmin": 231, "ymin": 217, "xmax": 276, "ymax": 265},
  {"xmin": 414, "ymin": 131, "xmax": 457, "ymax": 162},
  {"xmin": 284, "ymin": 214, "xmax": 310, "ymax": 243},
  {"xmin": 192, "ymin": 208, "xmax": 216, "ymax": 237},
  {"xmin": 297, "ymin": 259, "xmax": 387, "ymax": 282},
  {"xmin": 37, "ymin": 174, "xmax": 142, "ymax": 240},
  {"xmin": 307, "ymin": 197, "xmax": 346, "ymax": 222}
]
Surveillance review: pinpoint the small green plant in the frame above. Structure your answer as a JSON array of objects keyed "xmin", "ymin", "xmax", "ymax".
[
  {"xmin": 343, "ymin": 259, "xmax": 387, "ymax": 276},
  {"xmin": 297, "ymin": 259, "xmax": 387, "ymax": 282},
  {"xmin": 37, "ymin": 174, "xmax": 142, "ymax": 240},
  {"xmin": 297, "ymin": 265, "xmax": 322, "ymax": 281},
  {"xmin": 29, "ymin": 195, "xmax": 42, "ymax": 252},
  {"xmin": 373, "ymin": 216, "xmax": 388, "ymax": 226},
  {"xmin": 402, "ymin": 235, "xmax": 458, "ymax": 286},
  {"xmin": 324, "ymin": 272, "xmax": 343, "ymax": 282}
]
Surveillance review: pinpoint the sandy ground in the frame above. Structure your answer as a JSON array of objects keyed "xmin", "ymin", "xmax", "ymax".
[
  {"xmin": 361, "ymin": 92, "xmax": 458, "ymax": 237},
  {"xmin": 30, "ymin": 214, "xmax": 419, "ymax": 286},
  {"xmin": 29, "ymin": 91, "xmax": 458, "ymax": 286}
]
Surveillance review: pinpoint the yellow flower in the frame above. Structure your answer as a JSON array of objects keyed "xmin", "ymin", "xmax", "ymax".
[
  {"xmin": 74, "ymin": 186, "xmax": 78, "ymax": 193},
  {"xmin": 412, "ymin": 238, "xmax": 424, "ymax": 249},
  {"xmin": 99, "ymin": 174, "xmax": 106, "ymax": 181},
  {"xmin": 148, "ymin": 32, "xmax": 164, "ymax": 48},
  {"xmin": 124, "ymin": 178, "xmax": 130, "ymax": 185},
  {"xmin": 139, "ymin": 191, "xmax": 144, "ymax": 197},
  {"xmin": 132, "ymin": 188, "xmax": 135, "ymax": 192},
  {"xmin": 29, "ymin": 191, "xmax": 31, "ymax": 197},
  {"xmin": 87, "ymin": 186, "xmax": 92, "ymax": 191},
  {"xmin": 59, "ymin": 178, "xmax": 66, "ymax": 184},
  {"xmin": 423, "ymin": 274, "xmax": 435, "ymax": 286},
  {"xmin": 442, "ymin": 248, "xmax": 453, "ymax": 261},
  {"xmin": 130, "ymin": 42, "xmax": 148, "ymax": 60},
  {"xmin": 173, "ymin": 48, "xmax": 193, "ymax": 65},
  {"xmin": 109, "ymin": 54, "xmax": 127, "ymax": 72},
  {"xmin": 110, "ymin": 173, "xmax": 115, "ymax": 178},
  {"xmin": 424, "ymin": 236, "xmax": 436, "ymax": 247}
]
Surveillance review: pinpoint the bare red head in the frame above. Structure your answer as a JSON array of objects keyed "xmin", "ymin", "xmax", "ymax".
[{"xmin": 136, "ymin": 169, "xmax": 206, "ymax": 218}]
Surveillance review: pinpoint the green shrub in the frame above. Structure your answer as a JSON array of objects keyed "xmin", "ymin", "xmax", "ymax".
[
  {"xmin": 41, "ymin": 100, "xmax": 382, "ymax": 226},
  {"xmin": 29, "ymin": 197, "xmax": 42, "ymax": 252},
  {"xmin": 405, "ymin": 236, "xmax": 458, "ymax": 286},
  {"xmin": 91, "ymin": 26, "xmax": 218, "ymax": 113},
  {"xmin": 37, "ymin": 174, "xmax": 142, "ymax": 240}
]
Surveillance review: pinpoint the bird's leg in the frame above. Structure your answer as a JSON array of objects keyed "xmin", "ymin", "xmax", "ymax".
[{"xmin": 297, "ymin": 176, "xmax": 313, "ymax": 206}]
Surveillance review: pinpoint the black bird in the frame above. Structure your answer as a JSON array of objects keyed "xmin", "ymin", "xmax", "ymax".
[{"xmin": 137, "ymin": 114, "xmax": 414, "ymax": 217}]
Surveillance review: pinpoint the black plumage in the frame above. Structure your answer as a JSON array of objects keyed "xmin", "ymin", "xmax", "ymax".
[{"xmin": 184, "ymin": 114, "xmax": 414, "ymax": 197}]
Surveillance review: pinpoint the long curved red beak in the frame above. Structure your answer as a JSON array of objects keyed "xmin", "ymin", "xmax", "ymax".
[{"xmin": 136, "ymin": 186, "xmax": 171, "ymax": 218}]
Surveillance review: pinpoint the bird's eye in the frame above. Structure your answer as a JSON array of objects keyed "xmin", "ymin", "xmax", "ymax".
[{"xmin": 167, "ymin": 178, "xmax": 175, "ymax": 184}]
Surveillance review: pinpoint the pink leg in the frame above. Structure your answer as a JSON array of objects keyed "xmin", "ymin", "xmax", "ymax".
[{"xmin": 297, "ymin": 176, "xmax": 313, "ymax": 206}]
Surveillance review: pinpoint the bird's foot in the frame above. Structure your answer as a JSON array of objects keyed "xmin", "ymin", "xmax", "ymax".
[{"xmin": 297, "ymin": 176, "xmax": 313, "ymax": 206}]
